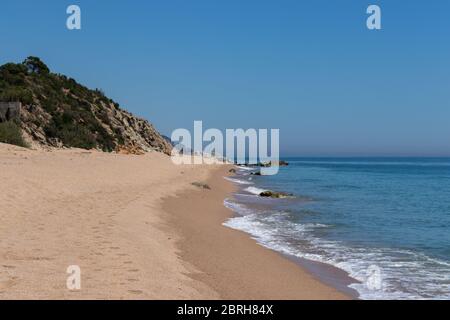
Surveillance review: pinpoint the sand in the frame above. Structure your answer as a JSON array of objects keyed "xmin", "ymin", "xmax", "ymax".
[{"xmin": 0, "ymin": 143, "xmax": 349, "ymax": 299}]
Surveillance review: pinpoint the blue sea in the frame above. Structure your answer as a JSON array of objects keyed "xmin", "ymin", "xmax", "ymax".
[{"xmin": 223, "ymin": 158, "xmax": 450, "ymax": 299}]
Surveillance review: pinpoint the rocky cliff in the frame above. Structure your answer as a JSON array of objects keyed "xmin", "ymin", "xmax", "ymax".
[
  {"xmin": 0, "ymin": 57, "xmax": 172, "ymax": 154},
  {"xmin": 0, "ymin": 102, "xmax": 21, "ymax": 122}
]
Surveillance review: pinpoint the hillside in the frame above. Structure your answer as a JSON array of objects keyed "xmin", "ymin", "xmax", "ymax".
[{"xmin": 0, "ymin": 57, "xmax": 172, "ymax": 154}]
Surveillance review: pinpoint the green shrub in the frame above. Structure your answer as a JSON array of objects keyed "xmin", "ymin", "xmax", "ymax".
[
  {"xmin": 0, "ymin": 57, "xmax": 127, "ymax": 152},
  {"xmin": 23, "ymin": 56, "xmax": 50, "ymax": 75},
  {"xmin": 58, "ymin": 125, "xmax": 97, "ymax": 149},
  {"xmin": 0, "ymin": 121, "xmax": 29, "ymax": 148},
  {"xmin": 0, "ymin": 88, "xmax": 33, "ymax": 105}
]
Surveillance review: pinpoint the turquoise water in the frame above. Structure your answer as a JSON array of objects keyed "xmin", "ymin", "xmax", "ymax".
[{"xmin": 224, "ymin": 158, "xmax": 450, "ymax": 299}]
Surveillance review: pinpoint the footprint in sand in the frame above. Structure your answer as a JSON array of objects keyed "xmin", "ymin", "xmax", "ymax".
[
  {"xmin": 0, "ymin": 277, "xmax": 18, "ymax": 290},
  {"xmin": 128, "ymin": 290, "xmax": 143, "ymax": 295}
]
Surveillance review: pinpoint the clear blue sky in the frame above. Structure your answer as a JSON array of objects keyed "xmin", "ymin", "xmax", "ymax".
[{"xmin": 1, "ymin": 0, "xmax": 449, "ymax": 156}]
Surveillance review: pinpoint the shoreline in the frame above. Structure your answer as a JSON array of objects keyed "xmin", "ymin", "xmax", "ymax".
[
  {"xmin": 225, "ymin": 169, "xmax": 360, "ymax": 299},
  {"xmin": 0, "ymin": 144, "xmax": 352, "ymax": 299},
  {"xmin": 163, "ymin": 165, "xmax": 353, "ymax": 299}
]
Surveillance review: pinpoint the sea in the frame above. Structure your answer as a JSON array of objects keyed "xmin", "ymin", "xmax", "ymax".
[{"xmin": 223, "ymin": 158, "xmax": 450, "ymax": 300}]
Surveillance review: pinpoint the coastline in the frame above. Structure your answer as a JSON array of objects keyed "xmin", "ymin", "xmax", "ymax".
[
  {"xmin": 163, "ymin": 165, "xmax": 353, "ymax": 299},
  {"xmin": 0, "ymin": 144, "xmax": 217, "ymax": 299},
  {"xmin": 0, "ymin": 143, "xmax": 351, "ymax": 299}
]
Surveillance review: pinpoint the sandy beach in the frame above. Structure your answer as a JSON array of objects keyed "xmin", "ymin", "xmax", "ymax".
[{"xmin": 0, "ymin": 143, "xmax": 349, "ymax": 299}]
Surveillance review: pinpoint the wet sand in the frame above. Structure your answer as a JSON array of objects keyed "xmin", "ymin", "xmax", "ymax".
[
  {"xmin": 0, "ymin": 143, "xmax": 351, "ymax": 299},
  {"xmin": 163, "ymin": 166, "xmax": 351, "ymax": 299}
]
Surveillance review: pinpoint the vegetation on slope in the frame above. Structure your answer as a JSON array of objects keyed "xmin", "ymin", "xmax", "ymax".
[
  {"xmin": 0, "ymin": 57, "xmax": 171, "ymax": 153},
  {"xmin": 0, "ymin": 120, "xmax": 28, "ymax": 148}
]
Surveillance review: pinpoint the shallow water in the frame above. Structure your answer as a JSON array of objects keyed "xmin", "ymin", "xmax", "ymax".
[{"xmin": 223, "ymin": 158, "xmax": 450, "ymax": 300}]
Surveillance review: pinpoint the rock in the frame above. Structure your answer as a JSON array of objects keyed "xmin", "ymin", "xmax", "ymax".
[
  {"xmin": 191, "ymin": 182, "xmax": 211, "ymax": 190},
  {"xmin": 250, "ymin": 171, "xmax": 261, "ymax": 176},
  {"xmin": 261, "ymin": 160, "xmax": 289, "ymax": 167},
  {"xmin": 229, "ymin": 168, "xmax": 236, "ymax": 173},
  {"xmin": 259, "ymin": 190, "xmax": 293, "ymax": 199},
  {"xmin": 0, "ymin": 102, "xmax": 21, "ymax": 122},
  {"xmin": 237, "ymin": 161, "xmax": 288, "ymax": 167},
  {"xmin": 161, "ymin": 135, "xmax": 174, "ymax": 146}
]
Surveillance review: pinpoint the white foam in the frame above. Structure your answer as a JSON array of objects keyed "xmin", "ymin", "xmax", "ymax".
[
  {"xmin": 222, "ymin": 198, "xmax": 450, "ymax": 300},
  {"xmin": 244, "ymin": 186, "xmax": 267, "ymax": 195},
  {"xmin": 224, "ymin": 177, "xmax": 254, "ymax": 185},
  {"xmin": 237, "ymin": 166, "xmax": 256, "ymax": 171},
  {"xmin": 224, "ymin": 198, "xmax": 257, "ymax": 216}
]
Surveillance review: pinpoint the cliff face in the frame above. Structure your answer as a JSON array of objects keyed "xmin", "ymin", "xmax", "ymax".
[
  {"xmin": 0, "ymin": 57, "xmax": 172, "ymax": 154},
  {"xmin": 0, "ymin": 102, "xmax": 21, "ymax": 122}
]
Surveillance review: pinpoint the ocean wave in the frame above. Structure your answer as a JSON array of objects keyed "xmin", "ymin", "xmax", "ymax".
[
  {"xmin": 237, "ymin": 166, "xmax": 258, "ymax": 171},
  {"xmin": 224, "ymin": 177, "xmax": 254, "ymax": 185},
  {"xmin": 223, "ymin": 198, "xmax": 450, "ymax": 300},
  {"xmin": 224, "ymin": 198, "xmax": 257, "ymax": 216},
  {"xmin": 244, "ymin": 186, "xmax": 268, "ymax": 195}
]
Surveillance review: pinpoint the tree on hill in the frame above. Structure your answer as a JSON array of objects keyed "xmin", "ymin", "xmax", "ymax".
[{"xmin": 23, "ymin": 56, "xmax": 50, "ymax": 75}]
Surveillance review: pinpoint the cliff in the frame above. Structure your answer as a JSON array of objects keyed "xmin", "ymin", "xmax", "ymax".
[{"xmin": 0, "ymin": 57, "xmax": 172, "ymax": 154}]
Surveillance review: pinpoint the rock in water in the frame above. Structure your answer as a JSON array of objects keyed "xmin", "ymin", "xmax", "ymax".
[{"xmin": 259, "ymin": 190, "xmax": 293, "ymax": 198}]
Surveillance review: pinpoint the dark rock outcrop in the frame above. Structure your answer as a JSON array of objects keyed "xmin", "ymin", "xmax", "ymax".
[
  {"xmin": 0, "ymin": 102, "xmax": 21, "ymax": 122},
  {"xmin": 237, "ymin": 160, "xmax": 289, "ymax": 167},
  {"xmin": 259, "ymin": 190, "xmax": 293, "ymax": 198}
]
